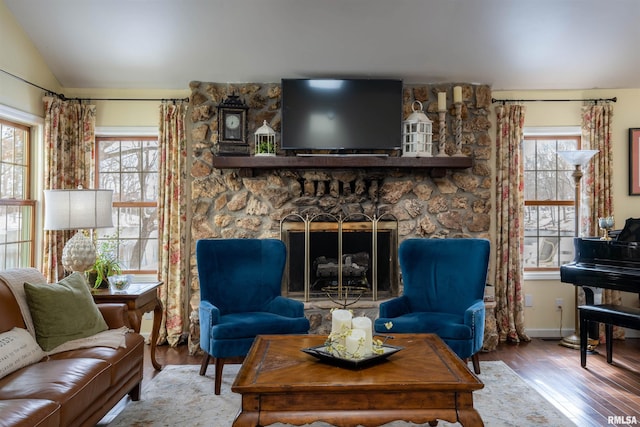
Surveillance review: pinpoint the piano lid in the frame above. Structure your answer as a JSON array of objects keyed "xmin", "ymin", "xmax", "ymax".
[{"xmin": 617, "ymin": 217, "xmax": 640, "ymax": 242}]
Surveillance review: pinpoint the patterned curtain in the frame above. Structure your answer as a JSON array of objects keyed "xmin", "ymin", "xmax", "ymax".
[
  {"xmin": 581, "ymin": 102, "xmax": 623, "ymax": 340},
  {"xmin": 42, "ymin": 96, "xmax": 96, "ymax": 282},
  {"xmin": 494, "ymin": 104, "xmax": 531, "ymax": 344},
  {"xmin": 157, "ymin": 101, "xmax": 188, "ymax": 347}
]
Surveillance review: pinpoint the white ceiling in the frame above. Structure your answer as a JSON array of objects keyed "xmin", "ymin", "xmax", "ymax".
[{"xmin": 6, "ymin": 0, "xmax": 640, "ymax": 91}]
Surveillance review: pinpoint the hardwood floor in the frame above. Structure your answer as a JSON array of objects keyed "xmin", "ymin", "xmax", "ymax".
[{"xmin": 135, "ymin": 338, "xmax": 640, "ymax": 427}]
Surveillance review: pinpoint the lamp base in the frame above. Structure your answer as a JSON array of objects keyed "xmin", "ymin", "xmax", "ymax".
[
  {"xmin": 559, "ymin": 333, "xmax": 599, "ymax": 351},
  {"xmin": 61, "ymin": 231, "xmax": 96, "ymax": 272}
]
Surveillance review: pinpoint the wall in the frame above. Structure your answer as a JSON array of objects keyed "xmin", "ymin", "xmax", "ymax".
[
  {"xmin": 492, "ymin": 89, "xmax": 640, "ymax": 337},
  {"xmin": 0, "ymin": 1, "xmax": 60, "ymax": 114}
]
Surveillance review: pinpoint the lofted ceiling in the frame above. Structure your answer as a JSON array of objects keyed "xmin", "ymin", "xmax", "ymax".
[{"xmin": 5, "ymin": 0, "xmax": 640, "ymax": 91}]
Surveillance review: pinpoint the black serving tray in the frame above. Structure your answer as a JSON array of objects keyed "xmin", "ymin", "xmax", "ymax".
[{"xmin": 301, "ymin": 344, "xmax": 403, "ymax": 369}]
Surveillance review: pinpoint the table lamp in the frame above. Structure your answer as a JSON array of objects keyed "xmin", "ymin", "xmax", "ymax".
[
  {"xmin": 44, "ymin": 188, "xmax": 114, "ymax": 273},
  {"xmin": 556, "ymin": 149, "xmax": 599, "ymax": 350}
]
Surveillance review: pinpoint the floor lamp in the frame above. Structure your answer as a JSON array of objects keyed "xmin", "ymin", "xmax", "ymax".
[
  {"xmin": 44, "ymin": 188, "xmax": 114, "ymax": 277},
  {"xmin": 556, "ymin": 149, "xmax": 599, "ymax": 350}
]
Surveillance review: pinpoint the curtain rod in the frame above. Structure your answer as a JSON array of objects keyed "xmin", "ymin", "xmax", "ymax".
[
  {"xmin": 491, "ymin": 97, "xmax": 617, "ymax": 104},
  {"xmin": 1, "ymin": 68, "xmax": 188, "ymax": 103}
]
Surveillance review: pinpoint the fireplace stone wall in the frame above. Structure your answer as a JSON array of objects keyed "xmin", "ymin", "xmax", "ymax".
[{"xmin": 186, "ymin": 81, "xmax": 492, "ymax": 354}]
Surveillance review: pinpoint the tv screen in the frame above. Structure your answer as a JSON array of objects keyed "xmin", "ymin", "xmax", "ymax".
[{"xmin": 281, "ymin": 78, "xmax": 403, "ymax": 151}]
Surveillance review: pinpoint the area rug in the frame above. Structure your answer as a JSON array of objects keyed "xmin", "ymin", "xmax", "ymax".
[{"xmin": 109, "ymin": 362, "xmax": 576, "ymax": 426}]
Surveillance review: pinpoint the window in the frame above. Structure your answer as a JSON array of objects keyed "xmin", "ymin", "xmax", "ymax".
[
  {"xmin": 523, "ymin": 134, "xmax": 579, "ymax": 270},
  {"xmin": 0, "ymin": 119, "xmax": 35, "ymax": 268},
  {"xmin": 96, "ymin": 137, "xmax": 158, "ymax": 274}
]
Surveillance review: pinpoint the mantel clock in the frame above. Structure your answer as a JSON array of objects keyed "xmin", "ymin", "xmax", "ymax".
[{"xmin": 216, "ymin": 93, "xmax": 249, "ymax": 156}]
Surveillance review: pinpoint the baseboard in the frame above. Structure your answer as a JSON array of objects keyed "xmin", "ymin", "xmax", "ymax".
[
  {"xmin": 526, "ymin": 328, "xmax": 574, "ymax": 339},
  {"xmin": 526, "ymin": 328, "xmax": 640, "ymax": 339}
]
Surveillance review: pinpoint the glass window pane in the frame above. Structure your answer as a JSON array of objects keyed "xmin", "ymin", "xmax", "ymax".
[
  {"xmin": 559, "ymin": 236, "xmax": 575, "ymax": 265},
  {"xmin": 536, "ymin": 140, "xmax": 557, "ymax": 170},
  {"xmin": 122, "ymin": 172, "xmax": 142, "ymax": 201},
  {"xmin": 143, "ymin": 172, "xmax": 158, "ymax": 201},
  {"xmin": 524, "ymin": 171, "xmax": 536, "ymax": 200},
  {"xmin": 537, "ymin": 171, "xmax": 556, "ymax": 200},
  {"xmin": 557, "ymin": 138, "xmax": 578, "ymax": 152},
  {"xmin": 524, "ymin": 206, "xmax": 538, "ymax": 236},
  {"xmin": 558, "ymin": 171, "xmax": 574, "ymax": 200},
  {"xmin": 99, "ymin": 140, "xmax": 121, "ymax": 172},
  {"xmin": 539, "ymin": 237, "xmax": 558, "ymax": 268},
  {"xmin": 524, "ymin": 237, "xmax": 538, "ymax": 268},
  {"xmin": 523, "ymin": 140, "xmax": 536, "ymax": 170}
]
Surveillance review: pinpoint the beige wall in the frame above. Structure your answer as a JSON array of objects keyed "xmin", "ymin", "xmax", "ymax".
[
  {"xmin": 493, "ymin": 89, "xmax": 640, "ymax": 337},
  {"xmin": 0, "ymin": 0, "xmax": 60, "ymax": 115}
]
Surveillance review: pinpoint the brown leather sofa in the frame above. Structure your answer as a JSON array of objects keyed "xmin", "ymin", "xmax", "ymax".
[{"xmin": 0, "ymin": 268, "xmax": 145, "ymax": 427}]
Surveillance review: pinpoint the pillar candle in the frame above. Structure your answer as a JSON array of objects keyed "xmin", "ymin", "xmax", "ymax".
[
  {"xmin": 453, "ymin": 86, "xmax": 462, "ymax": 103},
  {"xmin": 438, "ymin": 92, "xmax": 446, "ymax": 111},
  {"xmin": 330, "ymin": 309, "xmax": 352, "ymax": 352},
  {"xmin": 351, "ymin": 316, "xmax": 373, "ymax": 356},
  {"xmin": 345, "ymin": 328, "xmax": 366, "ymax": 358}
]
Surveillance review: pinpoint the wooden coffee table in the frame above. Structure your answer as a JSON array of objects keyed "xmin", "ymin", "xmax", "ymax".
[{"xmin": 232, "ymin": 334, "xmax": 484, "ymax": 427}]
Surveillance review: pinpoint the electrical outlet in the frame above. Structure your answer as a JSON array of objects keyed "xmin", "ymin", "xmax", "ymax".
[
  {"xmin": 555, "ymin": 298, "xmax": 564, "ymax": 311},
  {"xmin": 525, "ymin": 294, "xmax": 533, "ymax": 307}
]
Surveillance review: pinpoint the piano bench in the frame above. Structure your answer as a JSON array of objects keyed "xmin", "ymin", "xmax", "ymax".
[{"xmin": 578, "ymin": 304, "xmax": 640, "ymax": 367}]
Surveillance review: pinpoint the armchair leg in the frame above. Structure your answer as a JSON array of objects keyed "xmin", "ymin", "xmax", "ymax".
[
  {"xmin": 200, "ymin": 352, "xmax": 211, "ymax": 376},
  {"xmin": 214, "ymin": 358, "xmax": 225, "ymax": 395},
  {"xmin": 471, "ymin": 353, "xmax": 481, "ymax": 374}
]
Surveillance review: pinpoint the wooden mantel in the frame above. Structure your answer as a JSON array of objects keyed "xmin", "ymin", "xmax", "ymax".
[{"xmin": 211, "ymin": 155, "xmax": 472, "ymax": 177}]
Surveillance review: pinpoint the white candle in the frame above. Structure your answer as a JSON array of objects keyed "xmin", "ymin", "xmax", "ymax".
[
  {"xmin": 345, "ymin": 328, "xmax": 366, "ymax": 358},
  {"xmin": 453, "ymin": 86, "xmax": 462, "ymax": 103},
  {"xmin": 351, "ymin": 316, "xmax": 373, "ymax": 356},
  {"xmin": 331, "ymin": 309, "xmax": 352, "ymax": 335},
  {"xmin": 438, "ymin": 92, "xmax": 446, "ymax": 111},
  {"xmin": 330, "ymin": 309, "xmax": 352, "ymax": 352}
]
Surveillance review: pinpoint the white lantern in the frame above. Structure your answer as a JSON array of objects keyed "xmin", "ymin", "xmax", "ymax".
[
  {"xmin": 254, "ymin": 120, "xmax": 277, "ymax": 156},
  {"xmin": 402, "ymin": 101, "xmax": 433, "ymax": 157}
]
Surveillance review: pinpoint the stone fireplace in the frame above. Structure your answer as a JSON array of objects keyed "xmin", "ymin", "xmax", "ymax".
[{"xmin": 187, "ymin": 81, "xmax": 492, "ymax": 352}]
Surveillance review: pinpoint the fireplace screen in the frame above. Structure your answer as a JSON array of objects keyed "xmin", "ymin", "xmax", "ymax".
[{"xmin": 280, "ymin": 213, "xmax": 398, "ymax": 301}]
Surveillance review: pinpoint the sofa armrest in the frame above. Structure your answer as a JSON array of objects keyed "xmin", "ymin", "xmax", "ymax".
[
  {"xmin": 199, "ymin": 300, "xmax": 221, "ymax": 346},
  {"xmin": 98, "ymin": 303, "xmax": 130, "ymax": 329}
]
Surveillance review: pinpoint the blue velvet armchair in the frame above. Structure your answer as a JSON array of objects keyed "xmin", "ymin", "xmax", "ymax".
[
  {"xmin": 375, "ymin": 238, "xmax": 490, "ymax": 374},
  {"xmin": 196, "ymin": 238, "xmax": 310, "ymax": 394}
]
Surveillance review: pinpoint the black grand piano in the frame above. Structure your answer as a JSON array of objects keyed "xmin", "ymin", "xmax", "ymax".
[
  {"xmin": 560, "ymin": 218, "xmax": 640, "ymax": 340},
  {"xmin": 561, "ymin": 217, "xmax": 640, "ymax": 297}
]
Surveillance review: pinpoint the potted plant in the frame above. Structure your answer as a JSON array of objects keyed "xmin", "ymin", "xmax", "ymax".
[
  {"xmin": 256, "ymin": 140, "xmax": 276, "ymax": 156},
  {"xmin": 87, "ymin": 239, "xmax": 122, "ymax": 289}
]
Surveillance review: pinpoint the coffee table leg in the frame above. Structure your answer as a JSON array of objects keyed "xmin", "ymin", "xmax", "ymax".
[
  {"xmin": 232, "ymin": 411, "xmax": 259, "ymax": 427},
  {"xmin": 457, "ymin": 408, "xmax": 484, "ymax": 427}
]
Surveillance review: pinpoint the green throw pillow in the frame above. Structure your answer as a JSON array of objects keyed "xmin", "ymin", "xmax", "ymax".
[{"xmin": 24, "ymin": 272, "xmax": 108, "ymax": 351}]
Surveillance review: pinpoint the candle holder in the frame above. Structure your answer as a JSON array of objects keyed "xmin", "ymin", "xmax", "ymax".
[
  {"xmin": 321, "ymin": 285, "xmax": 367, "ymax": 309},
  {"xmin": 598, "ymin": 216, "xmax": 614, "ymax": 240},
  {"xmin": 453, "ymin": 102, "xmax": 465, "ymax": 157},
  {"xmin": 436, "ymin": 110, "xmax": 448, "ymax": 157}
]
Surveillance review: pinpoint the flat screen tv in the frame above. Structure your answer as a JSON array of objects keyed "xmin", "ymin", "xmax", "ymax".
[{"xmin": 281, "ymin": 78, "xmax": 403, "ymax": 151}]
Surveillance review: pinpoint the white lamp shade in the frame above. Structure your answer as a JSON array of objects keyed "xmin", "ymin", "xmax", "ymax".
[
  {"xmin": 44, "ymin": 189, "xmax": 114, "ymax": 230},
  {"xmin": 557, "ymin": 150, "xmax": 599, "ymax": 166}
]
